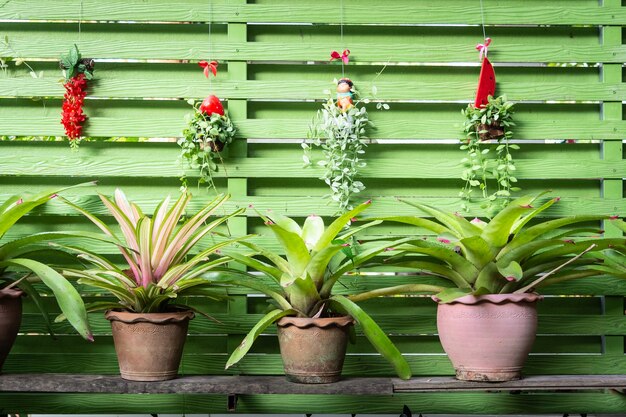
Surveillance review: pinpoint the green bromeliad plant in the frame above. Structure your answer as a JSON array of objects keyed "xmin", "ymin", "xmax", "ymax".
[
  {"xmin": 220, "ymin": 200, "xmax": 414, "ymax": 379},
  {"xmin": 374, "ymin": 193, "xmax": 616, "ymax": 303},
  {"xmin": 57, "ymin": 190, "xmax": 246, "ymax": 315},
  {"xmin": 0, "ymin": 183, "xmax": 109, "ymax": 341}
]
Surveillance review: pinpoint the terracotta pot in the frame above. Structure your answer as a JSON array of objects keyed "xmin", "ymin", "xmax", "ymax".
[
  {"xmin": 0, "ymin": 288, "xmax": 23, "ymax": 373},
  {"xmin": 276, "ymin": 316, "xmax": 354, "ymax": 384},
  {"xmin": 105, "ymin": 310, "xmax": 194, "ymax": 381},
  {"xmin": 436, "ymin": 293, "xmax": 542, "ymax": 382}
]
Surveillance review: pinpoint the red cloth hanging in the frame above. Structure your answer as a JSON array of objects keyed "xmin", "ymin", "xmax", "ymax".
[{"xmin": 474, "ymin": 57, "xmax": 496, "ymax": 108}]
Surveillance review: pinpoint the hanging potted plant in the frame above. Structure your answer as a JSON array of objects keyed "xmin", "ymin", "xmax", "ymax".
[
  {"xmin": 460, "ymin": 38, "xmax": 519, "ymax": 214},
  {"xmin": 57, "ymin": 191, "xmax": 246, "ymax": 381},
  {"xmin": 59, "ymin": 45, "xmax": 94, "ymax": 149},
  {"xmin": 374, "ymin": 193, "xmax": 615, "ymax": 381},
  {"xmin": 219, "ymin": 200, "xmax": 419, "ymax": 383},
  {"xmin": 0, "ymin": 184, "xmax": 105, "ymax": 372},
  {"xmin": 179, "ymin": 60, "xmax": 236, "ymax": 190},
  {"xmin": 304, "ymin": 50, "xmax": 378, "ymax": 214}
]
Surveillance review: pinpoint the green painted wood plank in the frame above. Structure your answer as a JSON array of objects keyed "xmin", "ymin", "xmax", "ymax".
[
  {"xmin": 1, "ymin": 114, "xmax": 624, "ymax": 140},
  {"xmin": 1, "ymin": 2, "xmax": 624, "ymax": 26},
  {"xmin": 0, "ymin": 193, "xmax": 622, "ymax": 218},
  {"xmin": 2, "ymin": 391, "xmax": 626, "ymax": 415},
  {"xmin": 0, "ymin": 142, "xmax": 623, "ymax": 179},
  {"xmin": 3, "ymin": 78, "xmax": 625, "ymax": 102},
  {"xmin": 17, "ymin": 312, "xmax": 626, "ymax": 336},
  {"xmin": 2, "ymin": 38, "xmax": 625, "ymax": 63},
  {"xmin": 4, "ymin": 352, "xmax": 626, "ymax": 376}
]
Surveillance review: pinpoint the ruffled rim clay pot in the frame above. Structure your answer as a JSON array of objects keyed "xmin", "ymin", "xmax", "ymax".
[
  {"xmin": 276, "ymin": 315, "xmax": 354, "ymax": 384},
  {"xmin": 105, "ymin": 309, "xmax": 195, "ymax": 381},
  {"xmin": 436, "ymin": 293, "xmax": 543, "ymax": 382},
  {"xmin": 0, "ymin": 288, "xmax": 23, "ymax": 373}
]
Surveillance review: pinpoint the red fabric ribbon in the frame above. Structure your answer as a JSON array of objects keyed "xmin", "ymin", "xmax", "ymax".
[
  {"xmin": 199, "ymin": 60, "xmax": 218, "ymax": 78},
  {"xmin": 475, "ymin": 38, "xmax": 491, "ymax": 60},
  {"xmin": 330, "ymin": 49, "xmax": 350, "ymax": 64}
]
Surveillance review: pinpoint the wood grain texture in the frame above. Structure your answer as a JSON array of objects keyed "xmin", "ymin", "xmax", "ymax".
[
  {"xmin": 0, "ymin": 2, "xmax": 623, "ymax": 25},
  {"xmin": 2, "ymin": 78, "xmax": 624, "ymax": 101}
]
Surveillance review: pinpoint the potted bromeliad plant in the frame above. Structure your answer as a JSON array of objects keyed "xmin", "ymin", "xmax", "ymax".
[
  {"xmin": 0, "ymin": 184, "xmax": 102, "ymax": 372},
  {"xmin": 375, "ymin": 193, "xmax": 615, "ymax": 381},
  {"xmin": 58, "ymin": 190, "xmax": 246, "ymax": 381},
  {"xmin": 220, "ymin": 200, "xmax": 414, "ymax": 383}
]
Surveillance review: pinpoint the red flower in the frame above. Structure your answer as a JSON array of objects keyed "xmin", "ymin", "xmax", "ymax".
[{"xmin": 61, "ymin": 73, "xmax": 88, "ymax": 142}]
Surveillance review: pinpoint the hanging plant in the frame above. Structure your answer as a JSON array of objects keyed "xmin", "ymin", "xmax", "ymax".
[
  {"xmin": 305, "ymin": 77, "xmax": 372, "ymax": 214},
  {"xmin": 59, "ymin": 45, "xmax": 94, "ymax": 149},
  {"xmin": 179, "ymin": 61, "xmax": 236, "ymax": 191},
  {"xmin": 460, "ymin": 39, "xmax": 519, "ymax": 214}
]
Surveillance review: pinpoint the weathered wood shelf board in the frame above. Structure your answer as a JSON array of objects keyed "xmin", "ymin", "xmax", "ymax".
[{"xmin": 1, "ymin": 374, "xmax": 626, "ymax": 395}]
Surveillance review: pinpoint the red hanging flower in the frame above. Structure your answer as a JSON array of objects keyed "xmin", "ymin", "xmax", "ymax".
[
  {"xmin": 61, "ymin": 73, "xmax": 88, "ymax": 142},
  {"xmin": 59, "ymin": 45, "xmax": 94, "ymax": 148}
]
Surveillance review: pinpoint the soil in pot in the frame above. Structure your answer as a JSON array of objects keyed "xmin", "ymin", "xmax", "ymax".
[
  {"xmin": 0, "ymin": 288, "xmax": 23, "ymax": 373},
  {"xmin": 105, "ymin": 310, "xmax": 194, "ymax": 381},
  {"xmin": 436, "ymin": 293, "xmax": 542, "ymax": 382},
  {"xmin": 477, "ymin": 122, "xmax": 505, "ymax": 141},
  {"xmin": 276, "ymin": 315, "xmax": 353, "ymax": 384}
]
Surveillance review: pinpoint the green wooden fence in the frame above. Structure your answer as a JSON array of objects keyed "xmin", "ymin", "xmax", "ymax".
[{"xmin": 0, "ymin": 0, "xmax": 625, "ymax": 414}]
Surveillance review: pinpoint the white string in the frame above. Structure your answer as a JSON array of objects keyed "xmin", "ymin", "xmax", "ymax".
[
  {"xmin": 78, "ymin": 0, "xmax": 83, "ymax": 42},
  {"xmin": 479, "ymin": 0, "xmax": 487, "ymax": 40},
  {"xmin": 208, "ymin": 0, "xmax": 212, "ymax": 89},
  {"xmin": 340, "ymin": 0, "xmax": 345, "ymax": 77}
]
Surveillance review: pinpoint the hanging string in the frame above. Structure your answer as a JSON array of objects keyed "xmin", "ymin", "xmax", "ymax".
[
  {"xmin": 208, "ymin": 0, "xmax": 213, "ymax": 89},
  {"xmin": 339, "ymin": 0, "xmax": 345, "ymax": 77},
  {"xmin": 479, "ymin": 0, "xmax": 487, "ymax": 41},
  {"xmin": 78, "ymin": 0, "xmax": 83, "ymax": 43}
]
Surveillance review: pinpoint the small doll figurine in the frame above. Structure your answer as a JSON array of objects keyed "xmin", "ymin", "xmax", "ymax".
[{"xmin": 336, "ymin": 78, "xmax": 354, "ymax": 112}]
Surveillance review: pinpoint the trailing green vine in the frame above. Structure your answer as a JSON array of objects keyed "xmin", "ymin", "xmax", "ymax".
[
  {"xmin": 304, "ymin": 82, "xmax": 372, "ymax": 213},
  {"xmin": 460, "ymin": 95, "xmax": 518, "ymax": 213},
  {"xmin": 179, "ymin": 99, "xmax": 235, "ymax": 191}
]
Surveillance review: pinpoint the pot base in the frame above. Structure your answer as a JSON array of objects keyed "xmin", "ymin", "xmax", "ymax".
[
  {"xmin": 455, "ymin": 367, "xmax": 522, "ymax": 382},
  {"xmin": 286, "ymin": 372, "xmax": 342, "ymax": 384}
]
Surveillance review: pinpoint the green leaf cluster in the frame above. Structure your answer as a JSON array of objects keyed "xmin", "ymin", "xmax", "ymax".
[
  {"xmin": 460, "ymin": 95, "xmax": 517, "ymax": 214},
  {"xmin": 59, "ymin": 44, "xmax": 94, "ymax": 81},
  {"xmin": 59, "ymin": 190, "xmax": 246, "ymax": 315},
  {"xmin": 179, "ymin": 101, "xmax": 236, "ymax": 191},
  {"xmin": 377, "ymin": 193, "xmax": 613, "ymax": 303},
  {"xmin": 306, "ymin": 98, "xmax": 372, "ymax": 213},
  {"xmin": 0, "ymin": 182, "xmax": 103, "ymax": 341},
  {"xmin": 222, "ymin": 200, "xmax": 414, "ymax": 379}
]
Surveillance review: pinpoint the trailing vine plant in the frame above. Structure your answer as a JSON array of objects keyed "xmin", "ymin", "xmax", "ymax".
[
  {"xmin": 304, "ymin": 50, "xmax": 382, "ymax": 214},
  {"xmin": 179, "ymin": 61, "xmax": 236, "ymax": 191},
  {"xmin": 59, "ymin": 45, "xmax": 94, "ymax": 149},
  {"xmin": 305, "ymin": 85, "xmax": 371, "ymax": 213},
  {"xmin": 460, "ymin": 94, "xmax": 518, "ymax": 213}
]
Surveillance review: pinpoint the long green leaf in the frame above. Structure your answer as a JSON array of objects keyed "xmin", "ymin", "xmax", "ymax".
[
  {"xmin": 313, "ymin": 200, "xmax": 373, "ymax": 252},
  {"xmin": 329, "ymin": 295, "xmax": 412, "ymax": 380},
  {"xmin": 399, "ymin": 199, "xmax": 481, "ymax": 238},
  {"xmin": 348, "ymin": 284, "xmax": 446, "ymax": 302},
  {"xmin": 225, "ymin": 308, "xmax": 296, "ymax": 369},
  {"xmin": 0, "ymin": 259, "xmax": 92, "ymax": 341},
  {"xmin": 267, "ymin": 222, "xmax": 310, "ymax": 279},
  {"xmin": 223, "ymin": 251, "xmax": 283, "ymax": 283},
  {"xmin": 480, "ymin": 194, "xmax": 539, "ymax": 248}
]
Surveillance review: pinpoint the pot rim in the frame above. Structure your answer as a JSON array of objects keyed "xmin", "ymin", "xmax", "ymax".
[
  {"xmin": 437, "ymin": 293, "xmax": 543, "ymax": 306},
  {"xmin": 0, "ymin": 287, "xmax": 24, "ymax": 299},
  {"xmin": 105, "ymin": 309, "xmax": 195, "ymax": 324},
  {"xmin": 277, "ymin": 315, "xmax": 354, "ymax": 329}
]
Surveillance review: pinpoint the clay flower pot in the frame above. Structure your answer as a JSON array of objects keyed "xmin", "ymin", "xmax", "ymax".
[
  {"xmin": 436, "ymin": 293, "xmax": 542, "ymax": 382},
  {"xmin": 276, "ymin": 316, "xmax": 354, "ymax": 384},
  {"xmin": 105, "ymin": 310, "xmax": 194, "ymax": 381},
  {"xmin": 0, "ymin": 288, "xmax": 23, "ymax": 373}
]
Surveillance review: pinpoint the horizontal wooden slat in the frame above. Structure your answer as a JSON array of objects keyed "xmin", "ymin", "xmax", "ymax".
[
  {"xmin": 1, "ymin": 2, "xmax": 623, "ymax": 26},
  {"xmin": 2, "ymin": 39, "xmax": 625, "ymax": 63},
  {"xmin": 2, "ymin": 392, "xmax": 626, "ymax": 415},
  {"xmin": 2, "ymin": 78, "xmax": 624, "ymax": 102},
  {"xmin": 1, "ymin": 115, "xmax": 623, "ymax": 140}
]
